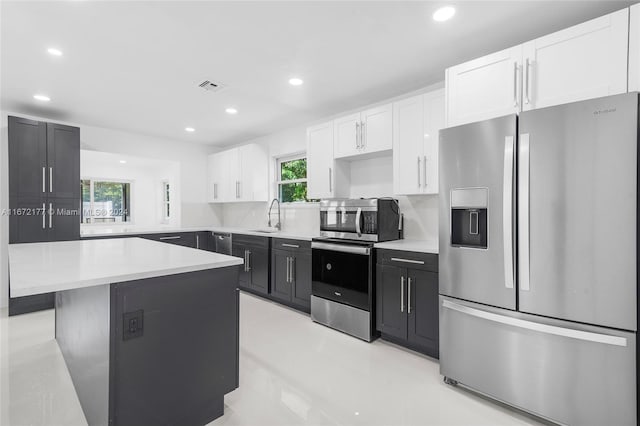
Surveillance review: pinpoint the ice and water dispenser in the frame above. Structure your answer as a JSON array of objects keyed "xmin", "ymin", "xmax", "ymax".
[{"xmin": 450, "ymin": 188, "xmax": 488, "ymax": 249}]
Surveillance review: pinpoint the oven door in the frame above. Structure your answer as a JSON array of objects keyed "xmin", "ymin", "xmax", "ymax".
[{"xmin": 311, "ymin": 241, "xmax": 372, "ymax": 311}]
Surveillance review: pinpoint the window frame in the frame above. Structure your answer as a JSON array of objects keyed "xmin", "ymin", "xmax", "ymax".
[
  {"xmin": 81, "ymin": 177, "xmax": 133, "ymax": 225},
  {"xmin": 275, "ymin": 152, "xmax": 309, "ymax": 204},
  {"xmin": 162, "ymin": 180, "xmax": 171, "ymax": 223}
]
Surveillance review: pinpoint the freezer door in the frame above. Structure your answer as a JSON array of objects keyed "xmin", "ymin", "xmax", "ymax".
[
  {"xmin": 440, "ymin": 296, "xmax": 636, "ymax": 426},
  {"xmin": 519, "ymin": 93, "xmax": 637, "ymax": 331},
  {"xmin": 439, "ymin": 115, "xmax": 517, "ymax": 310}
]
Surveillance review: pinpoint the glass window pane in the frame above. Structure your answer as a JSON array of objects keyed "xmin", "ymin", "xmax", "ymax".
[
  {"xmin": 280, "ymin": 158, "xmax": 307, "ymax": 181},
  {"xmin": 93, "ymin": 182, "xmax": 129, "ymax": 223},
  {"xmin": 81, "ymin": 180, "xmax": 91, "ymax": 224},
  {"xmin": 279, "ymin": 182, "xmax": 307, "ymax": 203}
]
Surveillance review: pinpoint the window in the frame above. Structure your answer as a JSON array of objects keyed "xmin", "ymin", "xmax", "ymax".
[
  {"xmin": 81, "ymin": 179, "xmax": 131, "ymax": 224},
  {"xmin": 162, "ymin": 181, "xmax": 170, "ymax": 222},
  {"xmin": 276, "ymin": 155, "xmax": 308, "ymax": 202}
]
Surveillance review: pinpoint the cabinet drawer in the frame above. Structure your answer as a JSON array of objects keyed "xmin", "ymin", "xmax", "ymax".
[
  {"xmin": 378, "ymin": 249, "xmax": 438, "ymax": 272},
  {"xmin": 143, "ymin": 232, "xmax": 196, "ymax": 248},
  {"xmin": 272, "ymin": 238, "xmax": 311, "ymax": 253},
  {"xmin": 232, "ymin": 233, "xmax": 270, "ymax": 249}
]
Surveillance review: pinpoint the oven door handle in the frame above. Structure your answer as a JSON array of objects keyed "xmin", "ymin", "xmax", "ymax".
[
  {"xmin": 311, "ymin": 241, "xmax": 371, "ymax": 255},
  {"xmin": 355, "ymin": 207, "xmax": 362, "ymax": 237}
]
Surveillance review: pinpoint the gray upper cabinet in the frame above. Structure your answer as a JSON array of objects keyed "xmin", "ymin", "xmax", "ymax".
[
  {"xmin": 47, "ymin": 122, "xmax": 80, "ymax": 199},
  {"xmin": 8, "ymin": 116, "xmax": 81, "ymax": 315},
  {"xmin": 8, "ymin": 116, "xmax": 47, "ymax": 199}
]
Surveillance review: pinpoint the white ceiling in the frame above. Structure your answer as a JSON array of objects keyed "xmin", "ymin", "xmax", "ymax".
[{"xmin": 1, "ymin": 1, "xmax": 634, "ymax": 146}]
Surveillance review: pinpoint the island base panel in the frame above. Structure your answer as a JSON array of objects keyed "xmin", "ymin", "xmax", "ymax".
[{"xmin": 55, "ymin": 266, "xmax": 239, "ymax": 426}]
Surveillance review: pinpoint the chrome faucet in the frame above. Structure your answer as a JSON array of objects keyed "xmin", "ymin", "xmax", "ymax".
[{"xmin": 268, "ymin": 198, "xmax": 281, "ymax": 231}]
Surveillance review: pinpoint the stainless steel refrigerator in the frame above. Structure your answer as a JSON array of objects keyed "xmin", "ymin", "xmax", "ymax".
[{"xmin": 438, "ymin": 92, "xmax": 637, "ymax": 425}]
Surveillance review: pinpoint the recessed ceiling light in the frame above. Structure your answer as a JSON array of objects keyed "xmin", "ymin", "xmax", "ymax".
[
  {"xmin": 433, "ymin": 6, "xmax": 456, "ymax": 22},
  {"xmin": 119, "ymin": 160, "xmax": 127, "ymax": 164},
  {"xmin": 47, "ymin": 48, "xmax": 63, "ymax": 56},
  {"xmin": 33, "ymin": 94, "xmax": 51, "ymax": 102},
  {"xmin": 288, "ymin": 77, "xmax": 304, "ymax": 86},
  {"xmin": 185, "ymin": 127, "xmax": 195, "ymax": 132},
  {"xmin": 225, "ymin": 107, "xmax": 238, "ymax": 115}
]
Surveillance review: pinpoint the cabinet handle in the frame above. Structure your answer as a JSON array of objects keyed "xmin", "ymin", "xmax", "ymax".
[
  {"xmin": 42, "ymin": 203, "xmax": 46, "ymax": 229},
  {"xmin": 391, "ymin": 257, "xmax": 425, "ymax": 265},
  {"xmin": 417, "ymin": 157, "xmax": 421, "ymax": 187},
  {"xmin": 48, "ymin": 203, "xmax": 52, "ymax": 229},
  {"xmin": 400, "ymin": 276, "xmax": 405, "ymax": 313},
  {"xmin": 159, "ymin": 236, "xmax": 181, "ymax": 240},
  {"xmin": 361, "ymin": 121, "xmax": 366, "ymax": 150},
  {"xmin": 408, "ymin": 277, "xmax": 412, "ymax": 314},
  {"xmin": 423, "ymin": 155, "xmax": 427, "ymax": 188},
  {"xmin": 196, "ymin": 235, "xmax": 200, "ymax": 249},
  {"xmin": 42, "ymin": 167, "xmax": 45, "ymax": 193},
  {"xmin": 281, "ymin": 243, "xmax": 299, "ymax": 248},
  {"xmin": 513, "ymin": 61, "xmax": 519, "ymax": 108},
  {"xmin": 49, "ymin": 167, "xmax": 53, "ymax": 193},
  {"xmin": 328, "ymin": 167, "xmax": 332, "ymax": 193},
  {"xmin": 286, "ymin": 257, "xmax": 290, "ymax": 283},
  {"xmin": 244, "ymin": 250, "xmax": 248, "ymax": 272},
  {"xmin": 355, "ymin": 122, "xmax": 360, "ymax": 149},
  {"xmin": 213, "ymin": 183, "xmax": 217, "ymax": 199},
  {"xmin": 524, "ymin": 58, "xmax": 532, "ymax": 105}
]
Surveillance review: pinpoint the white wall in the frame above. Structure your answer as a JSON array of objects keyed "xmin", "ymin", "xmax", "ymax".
[
  {"xmin": 81, "ymin": 150, "xmax": 181, "ymax": 228},
  {"xmin": 0, "ymin": 112, "xmax": 223, "ymax": 308}
]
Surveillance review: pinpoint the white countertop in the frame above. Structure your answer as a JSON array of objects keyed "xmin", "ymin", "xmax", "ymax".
[
  {"xmin": 80, "ymin": 225, "xmax": 318, "ymax": 241},
  {"xmin": 9, "ymin": 237, "xmax": 243, "ymax": 297},
  {"xmin": 374, "ymin": 239, "xmax": 439, "ymax": 254}
]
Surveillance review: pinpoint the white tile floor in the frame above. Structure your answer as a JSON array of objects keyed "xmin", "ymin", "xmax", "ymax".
[{"xmin": 0, "ymin": 293, "xmax": 544, "ymax": 426}]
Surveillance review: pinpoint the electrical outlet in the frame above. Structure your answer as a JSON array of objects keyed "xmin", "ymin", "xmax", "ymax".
[{"xmin": 123, "ymin": 310, "xmax": 144, "ymax": 341}]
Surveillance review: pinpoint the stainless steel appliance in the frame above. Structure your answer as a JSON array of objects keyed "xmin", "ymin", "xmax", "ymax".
[
  {"xmin": 439, "ymin": 93, "xmax": 638, "ymax": 425},
  {"xmin": 213, "ymin": 232, "xmax": 232, "ymax": 255},
  {"xmin": 312, "ymin": 198, "xmax": 400, "ymax": 341},
  {"xmin": 319, "ymin": 198, "xmax": 400, "ymax": 242},
  {"xmin": 310, "ymin": 238, "xmax": 376, "ymax": 341}
]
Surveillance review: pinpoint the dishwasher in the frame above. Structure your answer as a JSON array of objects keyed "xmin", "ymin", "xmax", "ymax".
[{"xmin": 213, "ymin": 232, "xmax": 232, "ymax": 255}]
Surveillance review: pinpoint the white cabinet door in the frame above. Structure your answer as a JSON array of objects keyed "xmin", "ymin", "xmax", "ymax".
[
  {"xmin": 422, "ymin": 89, "xmax": 445, "ymax": 194},
  {"xmin": 239, "ymin": 144, "xmax": 268, "ymax": 202},
  {"xmin": 630, "ymin": 4, "xmax": 640, "ymax": 92},
  {"xmin": 361, "ymin": 103, "xmax": 392, "ymax": 154},
  {"xmin": 208, "ymin": 152, "xmax": 228, "ymax": 203},
  {"xmin": 307, "ymin": 121, "xmax": 334, "ymax": 199},
  {"xmin": 393, "ymin": 95, "xmax": 424, "ymax": 195},
  {"xmin": 446, "ymin": 45, "xmax": 522, "ymax": 127},
  {"xmin": 522, "ymin": 8, "xmax": 628, "ymax": 111},
  {"xmin": 224, "ymin": 148, "xmax": 241, "ymax": 202},
  {"xmin": 333, "ymin": 113, "xmax": 361, "ymax": 159}
]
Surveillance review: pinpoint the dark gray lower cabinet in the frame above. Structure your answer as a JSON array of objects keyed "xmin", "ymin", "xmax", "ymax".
[
  {"xmin": 232, "ymin": 234, "xmax": 270, "ymax": 295},
  {"xmin": 270, "ymin": 238, "xmax": 311, "ymax": 312},
  {"xmin": 376, "ymin": 249, "xmax": 439, "ymax": 358}
]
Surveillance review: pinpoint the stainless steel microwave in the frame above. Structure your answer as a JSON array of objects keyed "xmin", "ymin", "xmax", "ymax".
[{"xmin": 319, "ymin": 199, "xmax": 400, "ymax": 242}]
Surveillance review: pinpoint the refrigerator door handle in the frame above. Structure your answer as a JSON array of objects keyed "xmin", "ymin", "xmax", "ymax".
[
  {"xmin": 503, "ymin": 136, "xmax": 515, "ymax": 289},
  {"xmin": 518, "ymin": 133, "xmax": 530, "ymax": 291},
  {"xmin": 442, "ymin": 299, "xmax": 627, "ymax": 347}
]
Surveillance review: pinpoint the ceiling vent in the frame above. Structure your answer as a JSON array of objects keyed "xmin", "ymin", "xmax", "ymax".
[{"xmin": 198, "ymin": 80, "xmax": 225, "ymax": 92}]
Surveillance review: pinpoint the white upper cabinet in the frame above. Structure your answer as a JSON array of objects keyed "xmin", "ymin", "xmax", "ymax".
[
  {"xmin": 307, "ymin": 121, "xmax": 349, "ymax": 200},
  {"xmin": 446, "ymin": 8, "xmax": 629, "ymax": 126},
  {"xmin": 334, "ymin": 104, "xmax": 392, "ymax": 159},
  {"xmin": 207, "ymin": 143, "xmax": 268, "ymax": 203},
  {"xmin": 521, "ymin": 8, "xmax": 628, "ymax": 111},
  {"xmin": 446, "ymin": 46, "xmax": 523, "ymax": 127},
  {"xmin": 628, "ymin": 4, "xmax": 640, "ymax": 91},
  {"xmin": 393, "ymin": 89, "xmax": 445, "ymax": 195}
]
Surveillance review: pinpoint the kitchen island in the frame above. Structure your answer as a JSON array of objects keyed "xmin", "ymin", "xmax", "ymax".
[{"xmin": 9, "ymin": 237, "xmax": 243, "ymax": 426}]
